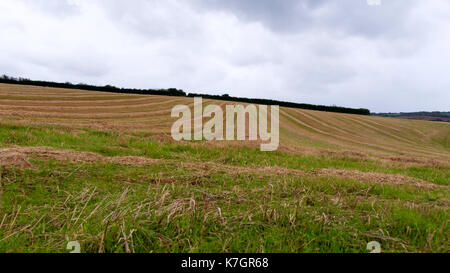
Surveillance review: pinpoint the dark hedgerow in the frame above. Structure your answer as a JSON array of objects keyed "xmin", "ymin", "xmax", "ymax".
[{"xmin": 0, "ymin": 75, "xmax": 370, "ymax": 115}]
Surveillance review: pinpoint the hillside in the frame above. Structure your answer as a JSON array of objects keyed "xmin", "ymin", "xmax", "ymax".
[
  {"xmin": 0, "ymin": 76, "xmax": 370, "ymax": 115},
  {"xmin": 0, "ymin": 84, "xmax": 447, "ymax": 162},
  {"xmin": 374, "ymin": 112, "xmax": 450, "ymax": 123},
  {"xmin": 0, "ymin": 83, "xmax": 449, "ymax": 253}
]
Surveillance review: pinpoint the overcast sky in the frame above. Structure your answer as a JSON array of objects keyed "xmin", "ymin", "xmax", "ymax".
[{"xmin": 1, "ymin": 0, "xmax": 449, "ymax": 112}]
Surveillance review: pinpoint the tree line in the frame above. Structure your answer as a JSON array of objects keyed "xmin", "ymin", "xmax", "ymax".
[
  {"xmin": 374, "ymin": 111, "xmax": 449, "ymax": 118},
  {"xmin": 0, "ymin": 75, "xmax": 186, "ymax": 97},
  {"xmin": 187, "ymin": 93, "xmax": 370, "ymax": 115},
  {"xmin": 0, "ymin": 75, "xmax": 371, "ymax": 115}
]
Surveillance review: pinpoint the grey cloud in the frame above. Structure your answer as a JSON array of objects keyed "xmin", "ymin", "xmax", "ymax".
[
  {"xmin": 0, "ymin": 0, "xmax": 449, "ymax": 112},
  {"xmin": 195, "ymin": 0, "xmax": 326, "ymax": 33},
  {"xmin": 22, "ymin": 0, "xmax": 81, "ymax": 17},
  {"xmin": 196, "ymin": 0, "xmax": 417, "ymax": 39}
]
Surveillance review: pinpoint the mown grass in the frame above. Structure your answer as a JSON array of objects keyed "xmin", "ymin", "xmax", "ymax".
[
  {"xmin": 1, "ymin": 123, "xmax": 448, "ymax": 185},
  {"xmin": 0, "ymin": 123, "xmax": 449, "ymax": 253},
  {"xmin": 0, "ymin": 95, "xmax": 143, "ymax": 101}
]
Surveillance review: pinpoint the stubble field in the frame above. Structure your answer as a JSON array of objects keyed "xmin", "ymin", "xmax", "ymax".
[{"xmin": 0, "ymin": 83, "xmax": 448, "ymax": 253}]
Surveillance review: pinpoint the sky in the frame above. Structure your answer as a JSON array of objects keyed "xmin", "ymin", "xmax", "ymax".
[{"xmin": 1, "ymin": 0, "xmax": 449, "ymax": 112}]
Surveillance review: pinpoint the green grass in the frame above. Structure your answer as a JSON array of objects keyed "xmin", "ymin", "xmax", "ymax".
[
  {"xmin": 1, "ymin": 123, "xmax": 448, "ymax": 185},
  {"xmin": 0, "ymin": 123, "xmax": 449, "ymax": 253}
]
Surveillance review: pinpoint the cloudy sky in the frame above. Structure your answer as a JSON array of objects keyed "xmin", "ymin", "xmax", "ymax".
[{"xmin": 1, "ymin": 0, "xmax": 449, "ymax": 112}]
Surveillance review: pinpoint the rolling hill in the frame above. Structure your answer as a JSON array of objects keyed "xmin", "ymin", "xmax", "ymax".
[{"xmin": 0, "ymin": 83, "xmax": 448, "ymax": 253}]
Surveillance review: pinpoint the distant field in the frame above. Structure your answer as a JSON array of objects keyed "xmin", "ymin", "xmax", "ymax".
[
  {"xmin": 394, "ymin": 116, "xmax": 450, "ymax": 123},
  {"xmin": 0, "ymin": 83, "xmax": 448, "ymax": 253},
  {"xmin": 374, "ymin": 112, "xmax": 450, "ymax": 123}
]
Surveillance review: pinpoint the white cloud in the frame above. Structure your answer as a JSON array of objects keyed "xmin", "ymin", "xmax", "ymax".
[{"xmin": 0, "ymin": 0, "xmax": 449, "ymax": 112}]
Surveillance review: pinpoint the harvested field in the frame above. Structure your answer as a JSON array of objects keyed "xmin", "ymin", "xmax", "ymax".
[
  {"xmin": 1, "ymin": 84, "xmax": 448, "ymax": 161},
  {"xmin": 2, "ymin": 146, "xmax": 440, "ymax": 189},
  {"xmin": 0, "ymin": 147, "xmax": 159, "ymax": 167},
  {"xmin": 0, "ymin": 83, "xmax": 448, "ymax": 253}
]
